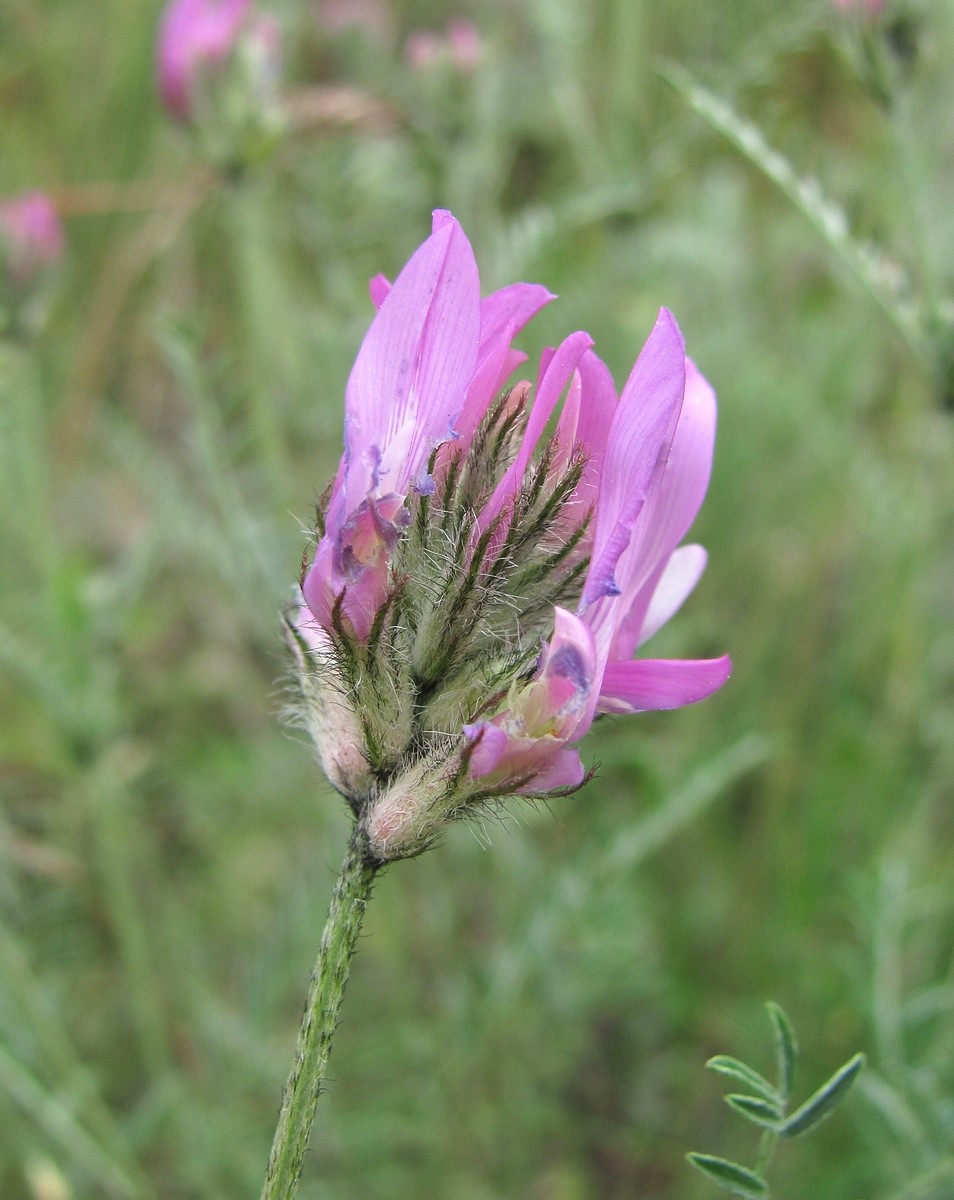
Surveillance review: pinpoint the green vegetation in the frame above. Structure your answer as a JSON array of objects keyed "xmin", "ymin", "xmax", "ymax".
[{"xmin": 1, "ymin": 0, "xmax": 952, "ymax": 1196}]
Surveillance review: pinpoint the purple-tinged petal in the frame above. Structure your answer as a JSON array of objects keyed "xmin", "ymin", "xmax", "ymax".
[
  {"xmin": 604, "ymin": 359, "xmax": 716, "ymax": 661},
  {"xmin": 303, "ymin": 492, "xmax": 408, "ymax": 640},
  {"xmin": 525, "ymin": 607, "xmax": 597, "ymax": 739},
  {"xmin": 598, "ymin": 654, "xmax": 731, "ymax": 714},
  {"xmin": 514, "ymin": 745, "xmax": 584, "ymax": 793},
  {"xmin": 464, "ymin": 724, "xmax": 585, "ymax": 793},
  {"xmin": 462, "ymin": 610, "xmax": 595, "ymax": 792},
  {"xmin": 448, "ymin": 318, "xmax": 519, "ymax": 452},
  {"xmin": 438, "ymin": 284, "xmax": 551, "ymax": 456},
  {"xmin": 344, "ymin": 213, "xmax": 481, "ymax": 512},
  {"xmin": 369, "ymin": 272, "xmax": 391, "ymax": 310},
  {"xmin": 605, "ymin": 542, "xmax": 707, "ymax": 664},
  {"xmin": 579, "ymin": 510, "xmax": 640, "ymax": 603},
  {"xmin": 479, "ymin": 330, "xmax": 593, "ymax": 533},
  {"xmin": 629, "ymin": 359, "xmax": 715, "ymax": 586},
  {"xmin": 302, "ymin": 535, "xmax": 338, "ymax": 633},
  {"xmin": 579, "ymin": 309, "xmax": 686, "ymax": 613},
  {"xmin": 463, "ymin": 721, "xmax": 509, "ymax": 777},
  {"xmin": 564, "ymin": 345, "xmax": 624, "ymax": 475},
  {"xmin": 479, "ymin": 282, "xmax": 554, "ymax": 349},
  {"xmin": 636, "ymin": 544, "xmax": 708, "ymax": 648}
]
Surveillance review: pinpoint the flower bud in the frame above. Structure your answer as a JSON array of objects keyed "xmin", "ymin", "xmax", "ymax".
[{"xmin": 284, "ymin": 601, "xmax": 373, "ymax": 805}]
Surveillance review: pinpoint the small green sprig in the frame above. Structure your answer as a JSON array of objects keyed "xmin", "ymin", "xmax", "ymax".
[{"xmin": 688, "ymin": 1002, "xmax": 865, "ymax": 1199}]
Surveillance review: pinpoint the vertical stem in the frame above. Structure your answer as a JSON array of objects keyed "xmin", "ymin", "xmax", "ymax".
[
  {"xmin": 261, "ymin": 823, "xmax": 378, "ymax": 1200},
  {"xmin": 226, "ymin": 180, "xmax": 291, "ymax": 488}
]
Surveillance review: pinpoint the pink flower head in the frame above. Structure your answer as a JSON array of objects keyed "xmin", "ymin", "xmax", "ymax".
[
  {"xmin": 464, "ymin": 312, "xmax": 732, "ymax": 793},
  {"xmin": 156, "ymin": 0, "xmax": 253, "ymax": 121},
  {"xmin": 0, "ymin": 192, "xmax": 64, "ymax": 284},
  {"xmin": 296, "ymin": 212, "xmax": 729, "ymax": 860},
  {"xmin": 304, "ymin": 210, "xmax": 553, "ymax": 640},
  {"xmin": 832, "ymin": 0, "xmax": 885, "ymax": 12},
  {"xmin": 405, "ymin": 19, "xmax": 482, "ymax": 72},
  {"xmin": 447, "ymin": 19, "xmax": 482, "ymax": 71},
  {"xmin": 317, "ymin": 0, "xmax": 390, "ymax": 35}
]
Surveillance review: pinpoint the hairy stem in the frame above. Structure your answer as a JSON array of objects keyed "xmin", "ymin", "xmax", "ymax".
[{"xmin": 260, "ymin": 822, "xmax": 378, "ymax": 1200}]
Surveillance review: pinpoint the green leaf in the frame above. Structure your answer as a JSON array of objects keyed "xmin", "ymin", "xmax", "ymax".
[
  {"xmin": 687, "ymin": 1153, "xmax": 769, "ymax": 1198},
  {"xmin": 707, "ymin": 1056, "xmax": 782, "ymax": 1106},
  {"xmin": 726, "ymin": 1093, "xmax": 783, "ymax": 1129},
  {"xmin": 779, "ymin": 1053, "xmax": 866, "ymax": 1138},
  {"xmin": 766, "ymin": 1002, "xmax": 797, "ymax": 1100}
]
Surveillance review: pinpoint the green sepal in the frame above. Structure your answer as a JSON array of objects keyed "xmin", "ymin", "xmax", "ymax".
[
  {"xmin": 687, "ymin": 1152, "xmax": 769, "ymax": 1198},
  {"xmin": 707, "ymin": 1055, "xmax": 782, "ymax": 1106},
  {"xmin": 778, "ymin": 1052, "xmax": 866, "ymax": 1138},
  {"xmin": 725, "ymin": 1092, "xmax": 783, "ymax": 1129},
  {"xmin": 766, "ymin": 1001, "xmax": 797, "ymax": 1100}
]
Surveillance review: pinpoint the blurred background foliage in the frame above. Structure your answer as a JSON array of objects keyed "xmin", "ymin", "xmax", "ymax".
[{"xmin": 1, "ymin": 0, "xmax": 953, "ymax": 1197}]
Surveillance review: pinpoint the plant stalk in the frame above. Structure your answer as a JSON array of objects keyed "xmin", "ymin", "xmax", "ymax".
[{"xmin": 260, "ymin": 822, "xmax": 378, "ymax": 1200}]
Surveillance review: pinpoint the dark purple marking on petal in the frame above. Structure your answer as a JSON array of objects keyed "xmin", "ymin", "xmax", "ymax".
[{"xmin": 547, "ymin": 644, "xmax": 590, "ymax": 691}]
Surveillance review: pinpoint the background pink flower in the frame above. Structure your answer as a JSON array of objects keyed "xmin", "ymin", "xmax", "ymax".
[
  {"xmin": 0, "ymin": 192, "xmax": 64, "ymax": 284},
  {"xmin": 156, "ymin": 0, "xmax": 253, "ymax": 121}
]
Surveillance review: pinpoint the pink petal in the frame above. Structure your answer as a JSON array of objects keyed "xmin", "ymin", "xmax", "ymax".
[
  {"xmin": 529, "ymin": 607, "xmax": 598, "ymax": 739},
  {"xmin": 303, "ymin": 493, "xmax": 408, "ymax": 640},
  {"xmin": 369, "ymin": 273, "xmax": 391, "ymax": 309},
  {"xmin": 598, "ymin": 654, "xmax": 731, "ymax": 713},
  {"xmin": 606, "ymin": 359, "xmax": 716, "ymax": 660},
  {"xmin": 479, "ymin": 330, "xmax": 593, "ymax": 533},
  {"xmin": 302, "ymin": 536, "xmax": 338, "ymax": 633},
  {"xmin": 630, "ymin": 360, "xmax": 715, "ymax": 588},
  {"xmin": 479, "ymin": 282, "xmax": 554, "ymax": 349},
  {"xmin": 551, "ymin": 350, "xmax": 619, "ymax": 477},
  {"xmin": 463, "ymin": 721, "xmax": 508, "ymax": 777},
  {"xmin": 463, "ymin": 725, "xmax": 585, "ymax": 793},
  {"xmin": 605, "ymin": 542, "xmax": 706, "ymax": 662},
  {"xmin": 636, "ymin": 544, "xmax": 708, "ymax": 647},
  {"xmin": 580, "ymin": 309, "xmax": 686, "ymax": 612},
  {"xmin": 449, "ymin": 318, "xmax": 519, "ymax": 452},
  {"xmin": 514, "ymin": 746, "xmax": 584, "ymax": 793},
  {"xmin": 563, "ymin": 350, "xmax": 618, "ymax": 510},
  {"xmin": 343, "ymin": 213, "xmax": 481, "ymax": 512},
  {"xmin": 443, "ymin": 282, "xmax": 552, "ymax": 448}
]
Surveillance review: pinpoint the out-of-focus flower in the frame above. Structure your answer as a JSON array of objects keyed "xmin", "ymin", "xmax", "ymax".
[
  {"xmin": 157, "ymin": 0, "xmax": 253, "ymax": 121},
  {"xmin": 832, "ymin": 0, "xmax": 885, "ymax": 14},
  {"xmin": 317, "ymin": 0, "xmax": 391, "ymax": 39},
  {"xmin": 156, "ymin": 0, "xmax": 284, "ymax": 164},
  {"xmin": 289, "ymin": 211, "xmax": 729, "ymax": 861},
  {"xmin": 405, "ymin": 18, "xmax": 482, "ymax": 72},
  {"xmin": 0, "ymin": 192, "xmax": 64, "ymax": 285}
]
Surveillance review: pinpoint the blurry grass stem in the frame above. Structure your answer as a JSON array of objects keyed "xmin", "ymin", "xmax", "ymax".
[
  {"xmin": 260, "ymin": 823, "xmax": 378, "ymax": 1200},
  {"xmin": 662, "ymin": 63, "xmax": 929, "ymax": 369},
  {"xmin": 226, "ymin": 180, "xmax": 293, "ymax": 488}
]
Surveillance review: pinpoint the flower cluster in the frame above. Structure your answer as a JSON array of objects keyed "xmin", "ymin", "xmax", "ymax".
[
  {"xmin": 156, "ymin": 0, "xmax": 283, "ymax": 163},
  {"xmin": 405, "ymin": 19, "xmax": 482, "ymax": 73},
  {"xmin": 289, "ymin": 212, "xmax": 730, "ymax": 862}
]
